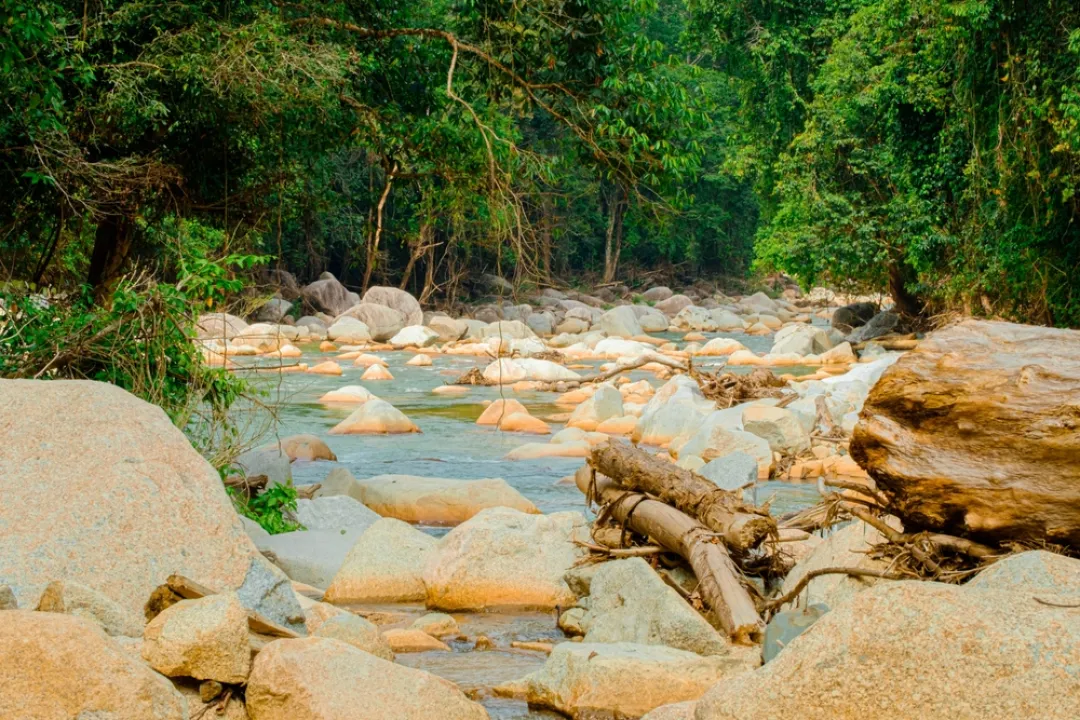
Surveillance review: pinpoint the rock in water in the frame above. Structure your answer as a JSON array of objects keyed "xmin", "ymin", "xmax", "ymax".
[
  {"xmin": 694, "ymin": 581, "xmax": 1080, "ymax": 720},
  {"xmin": 362, "ymin": 286, "xmax": 424, "ymax": 326},
  {"xmin": 0, "ymin": 611, "xmax": 186, "ymax": 720},
  {"xmin": 0, "ymin": 380, "xmax": 263, "ymax": 625},
  {"xmin": 347, "ymin": 474, "xmax": 538, "ymax": 525},
  {"xmin": 313, "ymin": 614, "xmax": 394, "ymax": 661},
  {"xmin": 142, "ymin": 592, "xmax": 251, "ymax": 684},
  {"xmin": 498, "ymin": 642, "xmax": 756, "ymax": 720},
  {"xmin": 423, "ymin": 508, "xmax": 589, "ymax": 610},
  {"xmin": 246, "ymin": 637, "xmax": 487, "ymax": 720},
  {"xmin": 850, "ymin": 320, "xmax": 1080, "ymax": 546}
]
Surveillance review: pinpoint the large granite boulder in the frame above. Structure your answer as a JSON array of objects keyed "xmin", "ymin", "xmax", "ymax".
[
  {"xmin": 336, "ymin": 303, "xmax": 407, "ymax": 341},
  {"xmin": 0, "ymin": 611, "xmax": 186, "ymax": 720},
  {"xmin": 499, "ymin": 642, "xmax": 756, "ymax": 720},
  {"xmin": 301, "ymin": 274, "xmax": 357, "ymax": 317},
  {"xmin": 423, "ymin": 508, "xmax": 589, "ymax": 610},
  {"xmin": 324, "ymin": 518, "xmax": 437, "ymax": 604},
  {"xmin": 598, "ymin": 305, "xmax": 644, "ymax": 338},
  {"xmin": 694, "ymin": 581, "xmax": 1080, "ymax": 720},
  {"xmin": 0, "ymin": 380, "xmax": 263, "ymax": 628},
  {"xmin": 362, "ymin": 286, "xmax": 423, "ymax": 326},
  {"xmin": 246, "ymin": 637, "xmax": 487, "ymax": 720},
  {"xmin": 142, "ymin": 592, "xmax": 251, "ymax": 684}
]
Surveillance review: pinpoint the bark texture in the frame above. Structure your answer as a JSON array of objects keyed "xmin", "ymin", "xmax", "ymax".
[
  {"xmin": 589, "ymin": 442, "xmax": 774, "ymax": 553},
  {"xmin": 575, "ymin": 469, "xmax": 763, "ymax": 643},
  {"xmin": 850, "ymin": 320, "xmax": 1080, "ymax": 547}
]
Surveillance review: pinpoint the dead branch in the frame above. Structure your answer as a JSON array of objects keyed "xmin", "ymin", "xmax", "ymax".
[{"xmin": 763, "ymin": 566, "xmax": 909, "ymax": 611}]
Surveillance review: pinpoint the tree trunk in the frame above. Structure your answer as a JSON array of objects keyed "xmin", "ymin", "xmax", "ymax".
[
  {"xmin": 850, "ymin": 319, "xmax": 1080, "ymax": 547},
  {"xmin": 576, "ymin": 468, "xmax": 763, "ymax": 644},
  {"xmin": 363, "ymin": 162, "xmax": 397, "ymax": 293},
  {"xmin": 589, "ymin": 442, "xmax": 775, "ymax": 554},
  {"xmin": 602, "ymin": 184, "xmax": 626, "ymax": 284},
  {"xmin": 888, "ymin": 259, "xmax": 924, "ymax": 320},
  {"xmin": 87, "ymin": 214, "xmax": 133, "ymax": 301}
]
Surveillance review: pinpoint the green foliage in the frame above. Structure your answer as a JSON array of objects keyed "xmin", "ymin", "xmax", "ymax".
[{"xmin": 229, "ymin": 483, "xmax": 303, "ymax": 535}]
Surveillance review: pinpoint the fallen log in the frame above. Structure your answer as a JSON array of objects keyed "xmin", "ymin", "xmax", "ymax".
[
  {"xmin": 851, "ymin": 320, "xmax": 1080, "ymax": 547},
  {"xmin": 589, "ymin": 441, "xmax": 775, "ymax": 553},
  {"xmin": 575, "ymin": 468, "xmax": 764, "ymax": 644}
]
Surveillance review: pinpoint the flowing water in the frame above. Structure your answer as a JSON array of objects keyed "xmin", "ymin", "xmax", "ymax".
[{"xmin": 240, "ymin": 329, "xmax": 824, "ymax": 717}]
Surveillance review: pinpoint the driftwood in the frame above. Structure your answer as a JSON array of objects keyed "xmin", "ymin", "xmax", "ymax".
[
  {"xmin": 577, "ymin": 468, "xmax": 764, "ymax": 644},
  {"xmin": 851, "ymin": 320, "xmax": 1080, "ymax": 547},
  {"xmin": 144, "ymin": 574, "xmax": 301, "ymax": 639},
  {"xmin": 588, "ymin": 441, "xmax": 775, "ymax": 554}
]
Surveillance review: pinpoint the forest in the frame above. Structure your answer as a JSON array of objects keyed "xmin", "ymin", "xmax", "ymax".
[{"xmin": 3, "ymin": 0, "xmax": 1080, "ymax": 331}]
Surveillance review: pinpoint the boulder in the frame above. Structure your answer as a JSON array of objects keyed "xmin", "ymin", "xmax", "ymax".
[
  {"xmin": 324, "ymin": 518, "xmax": 436, "ymax": 603},
  {"xmin": 516, "ymin": 358, "xmax": 581, "ymax": 382},
  {"xmin": 390, "ymin": 325, "xmax": 440, "ymax": 349},
  {"xmin": 642, "ymin": 702, "xmax": 696, "ymax": 720},
  {"xmin": 709, "ymin": 309, "xmax": 745, "ymax": 331},
  {"xmin": 741, "ymin": 406, "xmax": 810, "ymax": 455},
  {"xmin": 481, "ymin": 320, "xmax": 537, "ymax": 340},
  {"xmin": 500, "ymin": 642, "xmax": 756, "ymax": 720},
  {"xmin": 643, "ymin": 286, "xmax": 674, "ymax": 302},
  {"xmin": 318, "ymin": 385, "xmax": 375, "ymax": 404},
  {"xmin": 410, "ymin": 612, "xmax": 460, "ymax": 638},
  {"xmin": 695, "ymin": 582, "xmax": 1080, "ymax": 720},
  {"xmin": 232, "ymin": 555, "xmax": 308, "ymax": 635},
  {"xmin": 830, "ymin": 301, "xmax": 878, "ymax": 333},
  {"xmin": 526, "ymin": 311, "xmax": 556, "ymax": 336},
  {"xmin": 555, "ymin": 317, "xmax": 590, "ymax": 334},
  {"xmin": 698, "ymin": 452, "xmax": 758, "ymax": 494},
  {"xmin": 0, "ymin": 380, "xmax": 263, "ymax": 627},
  {"xmin": 423, "ymin": 508, "xmax": 589, "ymax": 610},
  {"xmin": 581, "ymin": 558, "xmax": 730, "ymax": 656},
  {"xmin": 672, "ymin": 306, "xmax": 717, "ymax": 331},
  {"xmin": 846, "ymin": 310, "xmax": 900, "ymax": 342},
  {"xmin": 273, "ymin": 434, "xmax": 336, "ymax": 462},
  {"xmin": 0, "ymin": 611, "xmax": 186, "ymax": 720},
  {"xmin": 32, "ymin": 579, "xmax": 143, "ymax": 637},
  {"xmin": 638, "ymin": 309, "xmax": 671, "ymax": 333},
  {"xmin": 382, "ymin": 628, "xmax": 450, "ymax": 653},
  {"xmin": 851, "ymin": 320, "xmax": 1080, "ymax": 546},
  {"xmin": 294, "ymin": 496, "xmax": 381, "ymax": 534},
  {"xmin": 258, "ymin": 529, "xmax": 365, "ymax": 589},
  {"xmin": 302, "ymin": 275, "xmax": 356, "ymax": 317},
  {"xmin": 336, "ymin": 303, "xmax": 407, "ymax": 341},
  {"xmin": 567, "ymin": 383, "xmax": 624, "ymax": 431},
  {"xmin": 142, "ymin": 592, "xmax": 251, "ymax": 683},
  {"xmin": 236, "ymin": 322, "xmax": 287, "ymax": 352},
  {"xmin": 307, "ymin": 360, "xmax": 343, "ymax": 376},
  {"xmin": 632, "ymin": 376, "xmax": 715, "ymax": 446},
  {"xmin": 196, "ymin": 312, "xmax": 248, "ymax": 340},
  {"xmin": 598, "ymin": 305, "xmax": 644, "ymax": 338},
  {"xmin": 656, "ymin": 294, "xmax": 692, "ymax": 316},
  {"xmin": 482, "ymin": 358, "xmax": 527, "ymax": 384},
  {"xmin": 769, "ymin": 324, "xmax": 832, "ymax": 356},
  {"xmin": 426, "ymin": 315, "xmax": 466, "ymax": 342},
  {"xmin": 362, "ymin": 286, "xmax": 423, "ymax": 326},
  {"xmin": 326, "ymin": 316, "xmax": 372, "ymax": 344},
  {"xmin": 967, "ymin": 549, "xmax": 1080, "ymax": 593},
  {"xmin": 328, "ymin": 399, "xmax": 420, "ymax": 435},
  {"xmin": 256, "ymin": 297, "xmax": 293, "ymax": 323},
  {"xmin": 779, "ymin": 519, "xmax": 895, "ymax": 610},
  {"xmin": 360, "ymin": 364, "xmax": 393, "ymax": 381},
  {"xmin": 348, "ymin": 474, "xmax": 538, "ymax": 525},
  {"xmin": 313, "ymin": 613, "xmax": 394, "ymax": 660},
  {"xmin": 476, "ymin": 398, "xmax": 529, "ymax": 425},
  {"xmin": 246, "ymin": 637, "xmax": 487, "ymax": 720}
]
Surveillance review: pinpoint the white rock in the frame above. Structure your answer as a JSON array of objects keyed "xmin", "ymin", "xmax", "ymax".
[{"xmin": 389, "ymin": 325, "xmax": 440, "ymax": 349}]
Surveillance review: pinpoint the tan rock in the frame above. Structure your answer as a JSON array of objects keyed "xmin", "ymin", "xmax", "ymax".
[
  {"xmin": 328, "ymin": 399, "xmax": 420, "ymax": 435},
  {"xmin": 504, "ymin": 441, "xmax": 591, "ymax": 460},
  {"xmin": 410, "ymin": 612, "xmax": 460, "ymax": 638},
  {"xmin": 324, "ymin": 518, "xmax": 436, "ymax": 603},
  {"xmin": 432, "ymin": 385, "xmax": 469, "ymax": 395},
  {"xmin": 497, "ymin": 412, "xmax": 552, "ymax": 434},
  {"xmin": 142, "ymin": 592, "xmax": 251, "ymax": 684},
  {"xmin": 779, "ymin": 519, "xmax": 896, "ymax": 610},
  {"xmin": 361, "ymin": 364, "xmax": 394, "ymax": 380},
  {"xmin": 34, "ymin": 579, "xmax": 143, "ymax": 637},
  {"xmin": 476, "ymin": 398, "xmax": 530, "ymax": 425},
  {"xmin": 352, "ymin": 353, "xmax": 387, "ymax": 367},
  {"xmin": 0, "ymin": 610, "xmax": 186, "ymax": 720},
  {"xmin": 382, "ymin": 628, "xmax": 451, "ymax": 653},
  {"xmin": 695, "ymin": 582, "xmax": 1080, "ymax": 720},
  {"xmin": 423, "ymin": 508, "xmax": 589, "ymax": 610},
  {"xmin": 349, "ymin": 474, "xmax": 538, "ymax": 525},
  {"xmin": 406, "ymin": 354, "xmax": 433, "ymax": 366},
  {"xmin": 246, "ymin": 637, "xmax": 487, "ymax": 720},
  {"xmin": 307, "ymin": 361, "xmax": 343, "ymax": 376},
  {"xmin": 318, "ymin": 385, "xmax": 375, "ymax": 403},
  {"xmin": 274, "ymin": 434, "xmax": 336, "ymax": 462},
  {"xmin": 313, "ymin": 613, "xmax": 394, "ymax": 660},
  {"xmin": 319, "ymin": 340, "xmax": 337, "ymax": 352},
  {"xmin": 499, "ymin": 642, "xmax": 756, "ymax": 720},
  {"xmin": 594, "ymin": 415, "xmax": 637, "ymax": 435},
  {"xmin": 0, "ymin": 380, "xmax": 260, "ymax": 624},
  {"xmin": 642, "ymin": 701, "xmax": 696, "ymax": 720}
]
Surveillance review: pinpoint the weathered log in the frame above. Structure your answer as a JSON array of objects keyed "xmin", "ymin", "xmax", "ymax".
[
  {"xmin": 851, "ymin": 320, "xmax": 1080, "ymax": 547},
  {"xmin": 575, "ymin": 468, "xmax": 764, "ymax": 644},
  {"xmin": 588, "ymin": 441, "xmax": 775, "ymax": 553}
]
